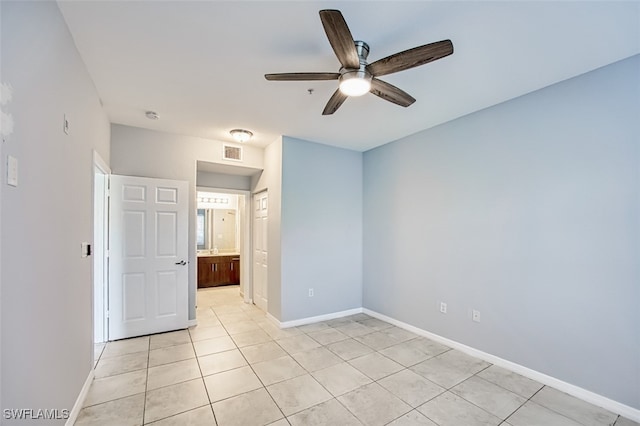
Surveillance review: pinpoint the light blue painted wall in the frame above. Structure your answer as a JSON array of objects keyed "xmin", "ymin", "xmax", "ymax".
[
  {"xmin": 280, "ymin": 137, "xmax": 363, "ymax": 322},
  {"xmin": 363, "ymin": 55, "xmax": 640, "ymax": 408}
]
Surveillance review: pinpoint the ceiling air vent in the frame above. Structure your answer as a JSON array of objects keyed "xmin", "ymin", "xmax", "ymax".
[{"xmin": 223, "ymin": 144, "xmax": 243, "ymax": 162}]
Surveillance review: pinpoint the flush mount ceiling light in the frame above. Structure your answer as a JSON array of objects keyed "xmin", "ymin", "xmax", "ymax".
[
  {"xmin": 145, "ymin": 111, "xmax": 159, "ymax": 120},
  {"xmin": 230, "ymin": 129, "xmax": 253, "ymax": 143}
]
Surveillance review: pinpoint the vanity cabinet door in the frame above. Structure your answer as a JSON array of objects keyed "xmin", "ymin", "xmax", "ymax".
[
  {"xmin": 197, "ymin": 257, "xmax": 212, "ymax": 287},
  {"xmin": 212, "ymin": 256, "xmax": 232, "ymax": 285},
  {"xmin": 230, "ymin": 258, "xmax": 240, "ymax": 285}
]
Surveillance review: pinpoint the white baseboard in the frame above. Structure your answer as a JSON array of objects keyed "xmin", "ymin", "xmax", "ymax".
[
  {"xmin": 187, "ymin": 319, "xmax": 198, "ymax": 327},
  {"xmin": 66, "ymin": 369, "xmax": 94, "ymax": 425},
  {"xmin": 363, "ymin": 308, "xmax": 640, "ymax": 423},
  {"xmin": 273, "ymin": 307, "xmax": 364, "ymax": 329},
  {"xmin": 266, "ymin": 312, "xmax": 280, "ymax": 328},
  {"xmin": 258, "ymin": 305, "xmax": 639, "ymax": 421}
]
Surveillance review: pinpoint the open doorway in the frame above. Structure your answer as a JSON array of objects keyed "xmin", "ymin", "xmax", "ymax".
[
  {"xmin": 194, "ymin": 159, "xmax": 264, "ymax": 322},
  {"xmin": 195, "ymin": 187, "xmax": 252, "ymax": 311}
]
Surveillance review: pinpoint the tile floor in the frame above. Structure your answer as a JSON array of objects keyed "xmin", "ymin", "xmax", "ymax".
[{"xmin": 78, "ymin": 286, "xmax": 637, "ymax": 426}]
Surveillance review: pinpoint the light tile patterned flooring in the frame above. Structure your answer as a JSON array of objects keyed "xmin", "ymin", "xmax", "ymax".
[{"xmin": 77, "ymin": 286, "xmax": 637, "ymax": 426}]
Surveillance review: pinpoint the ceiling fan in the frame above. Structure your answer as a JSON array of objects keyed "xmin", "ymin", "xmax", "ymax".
[{"xmin": 265, "ymin": 9, "xmax": 453, "ymax": 115}]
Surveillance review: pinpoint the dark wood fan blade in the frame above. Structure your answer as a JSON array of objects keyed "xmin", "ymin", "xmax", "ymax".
[
  {"xmin": 370, "ymin": 78, "xmax": 416, "ymax": 107},
  {"xmin": 367, "ymin": 39, "xmax": 453, "ymax": 77},
  {"xmin": 319, "ymin": 10, "xmax": 360, "ymax": 69},
  {"xmin": 265, "ymin": 72, "xmax": 340, "ymax": 81},
  {"xmin": 322, "ymin": 89, "xmax": 348, "ymax": 115}
]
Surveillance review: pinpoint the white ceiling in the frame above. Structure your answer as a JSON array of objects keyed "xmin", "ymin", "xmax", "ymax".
[{"xmin": 58, "ymin": 1, "xmax": 639, "ymax": 152}]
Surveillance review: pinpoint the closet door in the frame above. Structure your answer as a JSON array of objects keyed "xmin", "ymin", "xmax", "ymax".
[{"xmin": 253, "ymin": 191, "xmax": 268, "ymax": 311}]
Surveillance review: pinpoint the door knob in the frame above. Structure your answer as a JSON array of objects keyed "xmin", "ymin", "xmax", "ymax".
[{"xmin": 175, "ymin": 260, "xmax": 187, "ymax": 265}]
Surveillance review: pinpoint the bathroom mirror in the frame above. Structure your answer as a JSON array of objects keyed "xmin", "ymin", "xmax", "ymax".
[{"xmin": 197, "ymin": 208, "xmax": 238, "ymax": 253}]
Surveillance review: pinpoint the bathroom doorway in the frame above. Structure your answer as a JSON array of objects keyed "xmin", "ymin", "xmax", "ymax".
[{"xmin": 196, "ymin": 187, "xmax": 251, "ymax": 303}]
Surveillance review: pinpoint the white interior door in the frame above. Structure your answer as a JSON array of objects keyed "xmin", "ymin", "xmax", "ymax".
[
  {"xmin": 253, "ymin": 191, "xmax": 268, "ymax": 311},
  {"xmin": 109, "ymin": 175, "xmax": 189, "ymax": 340}
]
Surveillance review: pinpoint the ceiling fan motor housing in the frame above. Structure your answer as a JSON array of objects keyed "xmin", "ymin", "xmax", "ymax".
[
  {"xmin": 354, "ymin": 40, "xmax": 370, "ymax": 62},
  {"xmin": 339, "ymin": 41, "xmax": 371, "ymax": 75}
]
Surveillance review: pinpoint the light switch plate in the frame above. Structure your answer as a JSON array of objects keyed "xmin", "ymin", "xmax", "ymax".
[
  {"xmin": 81, "ymin": 242, "xmax": 91, "ymax": 258},
  {"xmin": 7, "ymin": 155, "xmax": 17, "ymax": 187}
]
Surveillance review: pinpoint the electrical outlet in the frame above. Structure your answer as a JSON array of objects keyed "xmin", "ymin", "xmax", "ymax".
[
  {"xmin": 440, "ymin": 302, "xmax": 447, "ymax": 314},
  {"xmin": 308, "ymin": 288, "xmax": 314, "ymax": 297},
  {"xmin": 472, "ymin": 309, "xmax": 481, "ymax": 323}
]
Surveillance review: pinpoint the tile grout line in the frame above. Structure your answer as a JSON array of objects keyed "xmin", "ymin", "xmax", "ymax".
[
  {"xmin": 357, "ymin": 340, "xmax": 447, "ymax": 425},
  {"xmin": 323, "ymin": 321, "xmax": 422, "ymax": 424},
  {"xmin": 325, "ymin": 333, "xmax": 496, "ymax": 426},
  {"xmin": 287, "ymin": 326, "xmax": 363, "ymax": 423},
  {"xmin": 231, "ymin": 313, "xmax": 291, "ymax": 423},
  {"xmin": 223, "ymin": 303, "xmax": 381, "ymax": 421},
  {"xmin": 141, "ymin": 336, "xmax": 150, "ymax": 426},
  {"xmin": 467, "ymin": 366, "xmax": 540, "ymax": 424},
  {"xmin": 144, "ymin": 330, "xmax": 212, "ymax": 424},
  {"xmin": 206, "ymin": 297, "xmax": 297, "ymax": 423},
  {"xmin": 510, "ymin": 385, "xmax": 598, "ymax": 426},
  {"xmin": 419, "ymin": 358, "xmax": 536, "ymax": 425},
  {"xmin": 295, "ymin": 325, "xmax": 369, "ymax": 425},
  {"xmin": 145, "ymin": 319, "xmax": 422, "ymax": 424},
  {"xmin": 191, "ymin": 307, "xmax": 221, "ymax": 425},
  {"xmin": 275, "ymin": 320, "xmax": 443, "ymax": 423},
  {"xmin": 192, "ymin": 305, "xmax": 226, "ymax": 425},
  {"xmin": 502, "ymin": 385, "xmax": 548, "ymax": 424}
]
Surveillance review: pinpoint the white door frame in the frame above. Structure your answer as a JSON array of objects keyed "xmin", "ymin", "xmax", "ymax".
[
  {"xmin": 92, "ymin": 151, "xmax": 110, "ymax": 344},
  {"xmin": 196, "ymin": 187, "xmax": 252, "ymax": 304}
]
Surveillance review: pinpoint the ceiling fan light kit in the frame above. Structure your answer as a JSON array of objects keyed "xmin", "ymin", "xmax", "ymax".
[
  {"xmin": 339, "ymin": 69, "xmax": 372, "ymax": 96},
  {"xmin": 265, "ymin": 9, "xmax": 453, "ymax": 115}
]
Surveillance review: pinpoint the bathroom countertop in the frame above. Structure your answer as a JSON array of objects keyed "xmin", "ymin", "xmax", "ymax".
[{"xmin": 197, "ymin": 252, "xmax": 240, "ymax": 258}]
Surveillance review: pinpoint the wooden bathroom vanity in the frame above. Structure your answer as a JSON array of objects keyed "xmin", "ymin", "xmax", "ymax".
[{"xmin": 197, "ymin": 254, "xmax": 240, "ymax": 288}]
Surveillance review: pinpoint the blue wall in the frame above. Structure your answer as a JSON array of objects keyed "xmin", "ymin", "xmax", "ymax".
[
  {"xmin": 363, "ymin": 55, "xmax": 639, "ymax": 408},
  {"xmin": 281, "ymin": 137, "xmax": 363, "ymax": 322}
]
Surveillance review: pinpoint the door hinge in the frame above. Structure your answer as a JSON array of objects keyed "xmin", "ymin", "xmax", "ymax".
[{"xmin": 105, "ymin": 310, "xmax": 110, "ymax": 319}]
